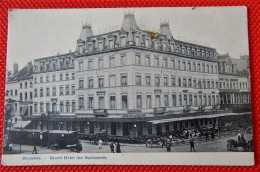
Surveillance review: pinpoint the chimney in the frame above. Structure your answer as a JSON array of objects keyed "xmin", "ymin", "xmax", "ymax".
[
  {"xmin": 80, "ymin": 23, "xmax": 93, "ymax": 41},
  {"xmin": 159, "ymin": 21, "xmax": 173, "ymax": 40},
  {"xmin": 13, "ymin": 62, "xmax": 18, "ymax": 75},
  {"xmin": 27, "ymin": 61, "xmax": 32, "ymax": 74},
  {"xmin": 121, "ymin": 11, "xmax": 139, "ymax": 32}
]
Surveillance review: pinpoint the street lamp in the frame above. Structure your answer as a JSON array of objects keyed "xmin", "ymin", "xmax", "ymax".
[{"xmin": 133, "ymin": 124, "xmax": 137, "ymax": 138}]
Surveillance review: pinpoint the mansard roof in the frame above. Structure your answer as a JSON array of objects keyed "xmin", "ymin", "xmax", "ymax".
[{"xmin": 7, "ymin": 64, "xmax": 33, "ymax": 83}]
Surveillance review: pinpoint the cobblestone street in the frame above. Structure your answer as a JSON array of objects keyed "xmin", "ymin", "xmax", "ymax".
[{"xmin": 4, "ymin": 133, "xmax": 253, "ymax": 154}]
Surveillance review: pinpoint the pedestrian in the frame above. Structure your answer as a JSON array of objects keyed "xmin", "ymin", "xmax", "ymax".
[
  {"xmin": 237, "ymin": 131, "xmax": 241, "ymax": 142},
  {"xmin": 110, "ymin": 142, "xmax": 115, "ymax": 153},
  {"xmin": 166, "ymin": 142, "xmax": 171, "ymax": 152},
  {"xmin": 189, "ymin": 139, "xmax": 196, "ymax": 152},
  {"xmin": 116, "ymin": 142, "xmax": 121, "ymax": 153},
  {"xmin": 211, "ymin": 131, "xmax": 215, "ymax": 141},
  {"xmin": 98, "ymin": 139, "xmax": 103, "ymax": 149},
  {"xmin": 205, "ymin": 132, "xmax": 209, "ymax": 141},
  {"xmin": 76, "ymin": 142, "xmax": 82, "ymax": 153},
  {"xmin": 9, "ymin": 143, "xmax": 13, "ymax": 151},
  {"xmin": 32, "ymin": 145, "xmax": 37, "ymax": 154}
]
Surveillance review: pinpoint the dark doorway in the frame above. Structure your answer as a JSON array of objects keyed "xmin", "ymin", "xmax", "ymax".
[
  {"xmin": 111, "ymin": 122, "xmax": 117, "ymax": 135},
  {"xmin": 156, "ymin": 124, "xmax": 162, "ymax": 136},
  {"xmin": 137, "ymin": 123, "xmax": 143, "ymax": 136},
  {"xmin": 123, "ymin": 123, "xmax": 129, "ymax": 136},
  {"xmin": 90, "ymin": 122, "xmax": 94, "ymax": 134}
]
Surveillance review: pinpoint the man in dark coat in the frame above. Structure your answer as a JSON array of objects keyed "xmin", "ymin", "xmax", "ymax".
[
  {"xmin": 110, "ymin": 142, "xmax": 115, "ymax": 153},
  {"xmin": 189, "ymin": 139, "xmax": 196, "ymax": 152},
  {"xmin": 32, "ymin": 145, "xmax": 37, "ymax": 154},
  {"xmin": 116, "ymin": 142, "xmax": 121, "ymax": 153}
]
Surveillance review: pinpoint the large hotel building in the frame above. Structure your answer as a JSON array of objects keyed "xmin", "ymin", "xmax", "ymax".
[{"xmin": 5, "ymin": 12, "xmax": 251, "ymax": 138}]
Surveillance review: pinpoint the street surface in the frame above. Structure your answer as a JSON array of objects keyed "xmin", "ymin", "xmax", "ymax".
[{"xmin": 4, "ymin": 133, "xmax": 253, "ymax": 154}]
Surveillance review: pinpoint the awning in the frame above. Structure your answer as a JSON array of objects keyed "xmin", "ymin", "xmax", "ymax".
[
  {"xmin": 148, "ymin": 112, "xmax": 252, "ymax": 124},
  {"xmin": 12, "ymin": 120, "xmax": 31, "ymax": 129}
]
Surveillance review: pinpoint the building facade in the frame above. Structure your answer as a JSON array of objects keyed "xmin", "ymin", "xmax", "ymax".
[
  {"xmin": 5, "ymin": 12, "xmax": 251, "ymax": 139},
  {"xmin": 5, "ymin": 62, "xmax": 33, "ymax": 126},
  {"xmin": 31, "ymin": 52, "xmax": 76, "ymax": 131},
  {"xmin": 73, "ymin": 13, "xmax": 221, "ymax": 137}
]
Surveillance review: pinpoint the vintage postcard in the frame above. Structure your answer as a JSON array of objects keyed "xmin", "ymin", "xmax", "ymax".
[{"xmin": 2, "ymin": 7, "xmax": 254, "ymax": 166}]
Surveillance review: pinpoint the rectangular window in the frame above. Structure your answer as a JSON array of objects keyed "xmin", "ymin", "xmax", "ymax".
[
  {"xmin": 59, "ymin": 74, "xmax": 63, "ymax": 81},
  {"xmin": 179, "ymin": 94, "xmax": 182, "ymax": 106},
  {"xmin": 145, "ymin": 55, "xmax": 150, "ymax": 66},
  {"xmin": 98, "ymin": 78, "xmax": 104, "ymax": 88},
  {"xmin": 71, "ymin": 85, "xmax": 75, "ymax": 95},
  {"xmin": 88, "ymin": 60, "xmax": 93, "ymax": 69},
  {"xmin": 79, "ymin": 79, "xmax": 84, "ymax": 89},
  {"xmin": 193, "ymin": 62, "xmax": 196, "ymax": 71},
  {"xmin": 146, "ymin": 95, "xmax": 152, "ymax": 108},
  {"xmin": 183, "ymin": 78, "xmax": 187, "ymax": 87},
  {"xmin": 25, "ymin": 92, "xmax": 27, "ymax": 100},
  {"xmin": 208, "ymin": 95, "xmax": 211, "ymax": 105},
  {"xmin": 172, "ymin": 94, "xmax": 176, "ymax": 106},
  {"xmin": 88, "ymin": 79, "xmax": 93, "ymax": 88},
  {"xmin": 110, "ymin": 95, "xmax": 116, "ymax": 109},
  {"xmin": 163, "ymin": 58, "xmax": 168, "ymax": 68},
  {"xmin": 34, "ymin": 77, "xmax": 37, "ymax": 84},
  {"xmin": 182, "ymin": 61, "xmax": 186, "ymax": 70},
  {"xmin": 98, "ymin": 58, "xmax": 104, "ymax": 68},
  {"xmin": 122, "ymin": 95, "xmax": 128, "ymax": 109},
  {"xmin": 188, "ymin": 78, "xmax": 192, "ymax": 87},
  {"xmin": 189, "ymin": 94, "xmax": 192, "ymax": 105},
  {"xmin": 59, "ymin": 86, "xmax": 64, "ymax": 96},
  {"xmin": 121, "ymin": 75, "xmax": 127, "ymax": 86},
  {"xmin": 194, "ymin": 94, "xmax": 197, "ymax": 106},
  {"xmin": 79, "ymin": 97, "xmax": 84, "ymax": 110},
  {"xmin": 46, "ymin": 103, "xmax": 50, "ymax": 113},
  {"xmin": 40, "ymin": 88, "xmax": 43, "ymax": 97},
  {"xmin": 40, "ymin": 77, "xmax": 43, "ymax": 83},
  {"xmin": 207, "ymin": 81, "xmax": 210, "ymax": 89},
  {"xmin": 46, "ymin": 75, "xmax": 50, "ymax": 82},
  {"xmin": 40, "ymin": 102, "xmax": 44, "ymax": 113},
  {"xmin": 197, "ymin": 63, "xmax": 201, "ymax": 72},
  {"xmin": 109, "ymin": 56, "xmax": 115, "ymax": 67},
  {"xmin": 155, "ymin": 76, "xmax": 160, "ymax": 87},
  {"xmin": 66, "ymin": 73, "xmax": 69, "ymax": 80},
  {"xmin": 188, "ymin": 62, "xmax": 191, "ymax": 71},
  {"xmin": 52, "ymin": 74, "xmax": 56, "ymax": 81},
  {"xmin": 66, "ymin": 101, "xmax": 70, "ymax": 112},
  {"xmin": 109, "ymin": 75, "xmax": 116, "ymax": 87},
  {"xmin": 193, "ymin": 79, "xmax": 197, "ymax": 88},
  {"xmin": 72, "ymin": 73, "xmax": 75, "ymax": 80},
  {"xmin": 135, "ymin": 53, "xmax": 141, "ymax": 65},
  {"xmin": 171, "ymin": 59, "xmax": 175, "ymax": 69},
  {"xmin": 171, "ymin": 76, "xmax": 176, "ymax": 86},
  {"xmin": 137, "ymin": 95, "xmax": 142, "ymax": 108},
  {"xmin": 178, "ymin": 78, "xmax": 181, "ymax": 87},
  {"xmin": 65, "ymin": 84, "xmax": 70, "ymax": 95},
  {"xmin": 34, "ymin": 103, "xmax": 38, "ymax": 113},
  {"xmin": 60, "ymin": 101, "xmax": 64, "ymax": 112},
  {"xmin": 72, "ymin": 101, "xmax": 76, "ymax": 112},
  {"xmin": 46, "ymin": 87, "xmax": 50, "ymax": 97},
  {"xmin": 34, "ymin": 88, "xmax": 38, "ymax": 98},
  {"xmin": 121, "ymin": 54, "xmax": 126, "ymax": 65},
  {"xmin": 164, "ymin": 95, "xmax": 169, "ymax": 107},
  {"xmin": 164, "ymin": 77, "xmax": 168, "ymax": 86},
  {"xmin": 146, "ymin": 76, "xmax": 151, "ymax": 86},
  {"xmin": 136, "ymin": 75, "xmax": 141, "ymax": 86},
  {"xmin": 154, "ymin": 57, "xmax": 159, "ymax": 67},
  {"xmin": 178, "ymin": 60, "xmax": 181, "ymax": 69},
  {"xmin": 15, "ymin": 89, "xmax": 18, "ymax": 96},
  {"xmin": 52, "ymin": 87, "xmax": 56, "ymax": 96},
  {"xmin": 88, "ymin": 97, "xmax": 93, "ymax": 109}
]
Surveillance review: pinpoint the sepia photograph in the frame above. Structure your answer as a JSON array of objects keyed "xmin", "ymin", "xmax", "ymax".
[{"xmin": 2, "ymin": 7, "xmax": 254, "ymax": 166}]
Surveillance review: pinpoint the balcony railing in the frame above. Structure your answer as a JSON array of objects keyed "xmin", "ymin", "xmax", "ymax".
[
  {"xmin": 154, "ymin": 107, "xmax": 166, "ymax": 115},
  {"xmin": 93, "ymin": 109, "xmax": 108, "ymax": 117}
]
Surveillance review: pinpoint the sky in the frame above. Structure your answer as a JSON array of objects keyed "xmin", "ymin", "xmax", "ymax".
[{"xmin": 6, "ymin": 7, "xmax": 249, "ymax": 71}]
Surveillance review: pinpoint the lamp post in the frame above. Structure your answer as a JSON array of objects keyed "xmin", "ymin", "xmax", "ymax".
[
  {"xmin": 19, "ymin": 124, "xmax": 23, "ymax": 153},
  {"xmin": 133, "ymin": 124, "xmax": 137, "ymax": 138}
]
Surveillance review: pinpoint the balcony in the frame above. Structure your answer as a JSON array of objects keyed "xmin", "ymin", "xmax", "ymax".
[
  {"xmin": 47, "ymin": 111, "xmax": 60, "ymax": 116},
  {"xmin": 93, "ymin": 109, "xmax": 108, "ymax": 117},
  {"xmin": 183, "ymin": 105, "xmax": 191, "ymax": 113},
  {"xmin": 154, "ymin": 107, "xmax": 166, "ymax": 115}
]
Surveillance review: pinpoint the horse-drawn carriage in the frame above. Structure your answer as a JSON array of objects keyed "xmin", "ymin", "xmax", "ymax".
[{"xmin": 227, "ymin": 139, "xmax": 253, "ymax": 151}]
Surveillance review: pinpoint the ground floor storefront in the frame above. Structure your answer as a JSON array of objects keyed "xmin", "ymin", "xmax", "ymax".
[{"xmin": 28, "ymin": 111, "xmax": 252, "ymax": 139}]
